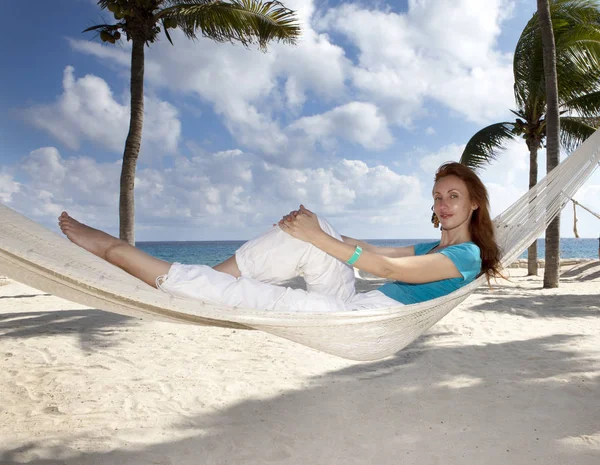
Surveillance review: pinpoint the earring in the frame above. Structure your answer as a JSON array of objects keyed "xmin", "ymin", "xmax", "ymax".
[{"xmin": 431, "ymin": 206, "xmax": 440, "ymax": 229}]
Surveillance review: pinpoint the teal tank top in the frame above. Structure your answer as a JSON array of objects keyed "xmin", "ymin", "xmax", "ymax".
[{"xmin": 378, "ymin": 241, "xmax": 481, "ymax": 305}]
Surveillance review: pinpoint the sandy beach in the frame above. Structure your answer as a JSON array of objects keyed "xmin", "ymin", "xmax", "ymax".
[{"xmin": 0, "ymin": 263, "xmax": 599, "ymax": 465}]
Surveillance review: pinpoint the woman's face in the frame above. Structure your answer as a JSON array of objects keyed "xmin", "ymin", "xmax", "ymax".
[{"xmin": 432, "ymin": 175, "xmax": 477, "ymax": 231}]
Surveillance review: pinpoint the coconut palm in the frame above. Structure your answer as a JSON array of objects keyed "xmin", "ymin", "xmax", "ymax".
[
  {"xmin": 85, "ymin": 0, "xmax": 300, "ymax": 244},
  {"xmin": 460, "ymin": 0, "xmax": 600, "ymax": 277},
  {"xmin": 537, "ymin": 0, "xmax": 561, "ymax": 287}
]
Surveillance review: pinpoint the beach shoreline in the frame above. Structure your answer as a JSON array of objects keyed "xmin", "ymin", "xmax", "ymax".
[{"xmin": 1, "ymin": 263, "xmax": 599, "ymax": 464}]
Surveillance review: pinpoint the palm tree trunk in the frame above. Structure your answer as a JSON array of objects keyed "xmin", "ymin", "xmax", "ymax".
[
  {"xmin": 527, "ymin": 143, "xmax": 538, "ymax": 276},
  {"xmin": 538, "ymin": 0, "xmax": 561, "ymax": 288},
  {"xmin": 119, "ymin": 37, "xmax": 145, "ymax": 245}
]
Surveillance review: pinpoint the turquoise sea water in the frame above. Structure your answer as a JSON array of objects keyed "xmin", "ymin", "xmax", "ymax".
[{"xmin": 137, "ymin": 238, "xmax": 599, "ymax": 267}]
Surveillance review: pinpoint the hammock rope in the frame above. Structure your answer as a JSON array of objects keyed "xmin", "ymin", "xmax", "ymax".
[
  {"xmin": 565, "ymin": 195, "xmax": 600, "ymax": 238},
  {"xmin": 570, "ymin": 197, "xmax": 600, "ymax": 220},
  {"xmin": 1, "ymin": 129, "xmax": 600, "ymax": 361}
]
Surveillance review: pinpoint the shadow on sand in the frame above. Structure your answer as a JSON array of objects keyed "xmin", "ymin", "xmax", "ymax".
[
  {"xmin": 0, "ymin": 309, "xmax": 135, "ymax": 351},
  {"xmin": 1, "ymin": 319, "xmax": 598, "ymax": 464},
  {"xmin": 467, "ymin": 285, "xmax": 599, "ymax": 319}
]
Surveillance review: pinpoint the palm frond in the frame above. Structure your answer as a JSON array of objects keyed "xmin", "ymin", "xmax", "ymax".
[
  {"xmin": 164, "ymin": 0, "xmax": 210, "ymax": 4},
  {"xmin": 83, "ymin": 23, "xmax": 113, "ymax": 32},
  {"xmin": 562, "ymin": 90, "xmax": 600, "ymax": 117},
  {"xmin": 96, "ymin": 0, "xmax": 166, "ymax": 9},
  {"xmin": 559, "ymin": 116, "xmax": 599, "ymax": 151},
  {"xmin": 161, "ymin": 16, "xmax": 175, "ymax": 44},
  {"xmin": 459, "ymin": 123, "xmax": 517, "ymax": 171},
  {"xmin": 513, "ymin": 10, "xmax": 544, "ymax": 109},
  {"xmin": 513, "ymin": 0, "xmax": 600, "ymax": 110},
  {"xmin": 160, "ymin": 0, "xmax": 300, "ymax": 48}
]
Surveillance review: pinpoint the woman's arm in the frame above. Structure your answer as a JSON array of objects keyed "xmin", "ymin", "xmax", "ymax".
[
  {"xmin": 312, "ymin": 231, "xmax": 461, "ymax": 283},
  {"xmin": 280, "ymin": 206, "xmax": 461, "ymax": 284},
  {"xmin": 341, "ymin": 235, "xmax": 415, "ymax": 258}
]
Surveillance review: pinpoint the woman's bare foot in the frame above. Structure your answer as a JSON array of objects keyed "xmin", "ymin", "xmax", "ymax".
[{"xmin": 58, "ymin": 212, "xmax": 122, "ymax": 260}]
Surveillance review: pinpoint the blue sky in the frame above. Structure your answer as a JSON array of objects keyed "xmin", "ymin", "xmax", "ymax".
[{"xmin": 1, "ymin": 0, "xmax": 599, "ymax": 241}]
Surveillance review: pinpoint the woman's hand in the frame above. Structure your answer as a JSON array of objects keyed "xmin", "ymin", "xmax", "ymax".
[
  {"xmin": 273, "ymin": 208, "xmax": 300, "ymax": 227},
  {"xmin": 278, "ymin": 205, "xmax": 324, "ymax": 244}
]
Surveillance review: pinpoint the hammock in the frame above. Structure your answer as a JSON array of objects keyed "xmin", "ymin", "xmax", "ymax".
[{"xmin": 1, "ymin": 130, "xmax": 600, "ymax": 361}]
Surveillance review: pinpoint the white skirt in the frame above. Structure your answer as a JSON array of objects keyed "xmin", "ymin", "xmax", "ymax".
[{"xmin": 157, "ymin": 218, "xmax": 400, "ymax": 312}]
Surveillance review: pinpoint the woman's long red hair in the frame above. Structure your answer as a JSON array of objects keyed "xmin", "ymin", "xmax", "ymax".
[{"xmin": 434, "ymin": 162, "xmax": 503, "ymax": 284}]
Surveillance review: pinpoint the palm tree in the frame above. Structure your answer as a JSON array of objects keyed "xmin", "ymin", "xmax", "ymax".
[
  {"xmin": 460, "ymin": 0, "xmax": 600, "ymax": 277},
  {"xmin": 537, "ymin": 0, "xmax": 561, "ymax": 288},
  {"xmin": 85, "ymin": 0, "xmax": 300, "ymax": 244}
]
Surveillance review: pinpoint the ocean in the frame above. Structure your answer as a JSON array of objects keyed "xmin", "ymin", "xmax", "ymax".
[{"xmin": 137, "ymin": 238, "xmax": 599, "ymax": 267}]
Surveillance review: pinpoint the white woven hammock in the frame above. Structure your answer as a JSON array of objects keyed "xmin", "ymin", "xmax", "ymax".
[{"xmin": 1, "ymin": 130, "xmax": 599, "ymax": 361}]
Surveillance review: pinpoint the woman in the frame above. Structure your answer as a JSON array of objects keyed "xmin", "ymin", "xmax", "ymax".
[{"xmin": 58, "ymin": 162, "xmax": 502, "ymax": 312}]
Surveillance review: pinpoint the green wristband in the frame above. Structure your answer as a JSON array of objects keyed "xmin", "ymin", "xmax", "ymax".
[{"xmin": 347, "ymin": 245, "xmax": 362, "ymax": 265}]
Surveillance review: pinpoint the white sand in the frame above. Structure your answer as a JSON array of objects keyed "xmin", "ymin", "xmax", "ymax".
[{"xmin": 0, "ymin": 263, "xmax": 599, "ymax": 465}]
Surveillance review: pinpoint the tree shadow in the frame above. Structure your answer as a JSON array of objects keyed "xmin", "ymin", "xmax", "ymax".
[
  {"xmin": 561, "ymin": 270, "xmax": 600, "ymax": 282},
  {"xmin": 466, "ymin": 290, "xmax": 599, "ymax": 319},
  {"xmin": 0, "ymin": 310, "xmax": 135, "ymax": 351},
  {"xmin": 560, "ymin": 261, "xmax": 600, "ymax": 278},
  {"xmin": 0, "ymin": 294, "xmax": 52, "ymax": 299},
  {"xmin": 2, "ymin": 333, "xmax": 598, "ymax": 465}
]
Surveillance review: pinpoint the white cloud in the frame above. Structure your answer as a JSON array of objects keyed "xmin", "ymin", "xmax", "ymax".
[
  {"xmin": 289, "ymin": 102, "xmax": 393, "ymax": 150},
  {"xmin": 0, "ymin": 172, "xmax": 21, "ymax": 203},
  {"xmin": 429, "ymin": 63, "xmax": 515, "ymax": 123},
  {"xmin": 139, "ymin": 24, "xmax": 347, "ymax": 161},
  {"xmin": 66, "ymin": 0, "xmax": 518, "ymax": 164},
  {"xmin": 68, "ymin": 38, "xmax": 131, "ymax": 69},
  {"xmin": 318, "ymin": 0, "xmax": 516, "ymax": 126},
  {"xmin": 419, "ymin": 143, "xmax": 464, "ymax": 174},
  {"xmin": 273, "ymin": 31, "xmax": 350, "ymax": 110},
  {"xmin": 408, "ymin": 0, "xmax": 514, "ymax": 67},
  {"xmin": 9, "ymin": 147, "xmax": 122, "ymax": 226},
  {"xmin": 23, "ymin": 66, "xmax": 181, "ymax": 158},
  {"xmin": 6, "ymin": 142, "xmax": 599, "ymax": 241},
  {"xmin": 7, "ymin": 146, "xmax": 429, "ymax": 240},
  {"xmin": 67, "ymin": 2, "xmax": 350, "ymax": 163}
]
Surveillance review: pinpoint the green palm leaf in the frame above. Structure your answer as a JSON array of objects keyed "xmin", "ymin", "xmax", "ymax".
[
  {"xmin": 562, "ymin": 89, "xmax": 600, "ymax": 117},
  {"xmin": 83, "ymin": 23, "xmax": 113, "ymax": 33},
  {"xmin": 460, "ymin": 123, "xmax": 517, "ymax": 171},
  {"xmin": 160, "ymin": 0, "xmax": 300, "ymax": 48},
  {"xmin": 514, "ymin": 0, "xmax": 600, "ymax": 112},
  {"xmin": 559, "ymin": 116, "xmax": 599, "ymax": 151}
]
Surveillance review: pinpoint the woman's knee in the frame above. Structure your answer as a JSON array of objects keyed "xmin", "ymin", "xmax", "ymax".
[
  {"xmin": 213, "ymin": 256, "xmax": 241, "ymax": 278},
  {"xmin": 316, "ymin": 217, "xmax": 342, "ymax": 240},
  {"xmin": 103, "ymin": 240, "xmax": 129, "ymax": 264}
]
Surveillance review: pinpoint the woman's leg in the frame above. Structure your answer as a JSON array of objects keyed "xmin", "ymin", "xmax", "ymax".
[
  {"xmin": 229, "ymin": 218, "xmax": 356, "ymax": 301},
  {"xmin": 213, "ymin": 255, "xmax": 241, "ymax": 278},
  {"xmin": 58, "ymin": 212, "xmax": 171, "ymax": 288},
  {"xmin": 159, "ymin": 262, "xmax": 349, "ymax": 312}
]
